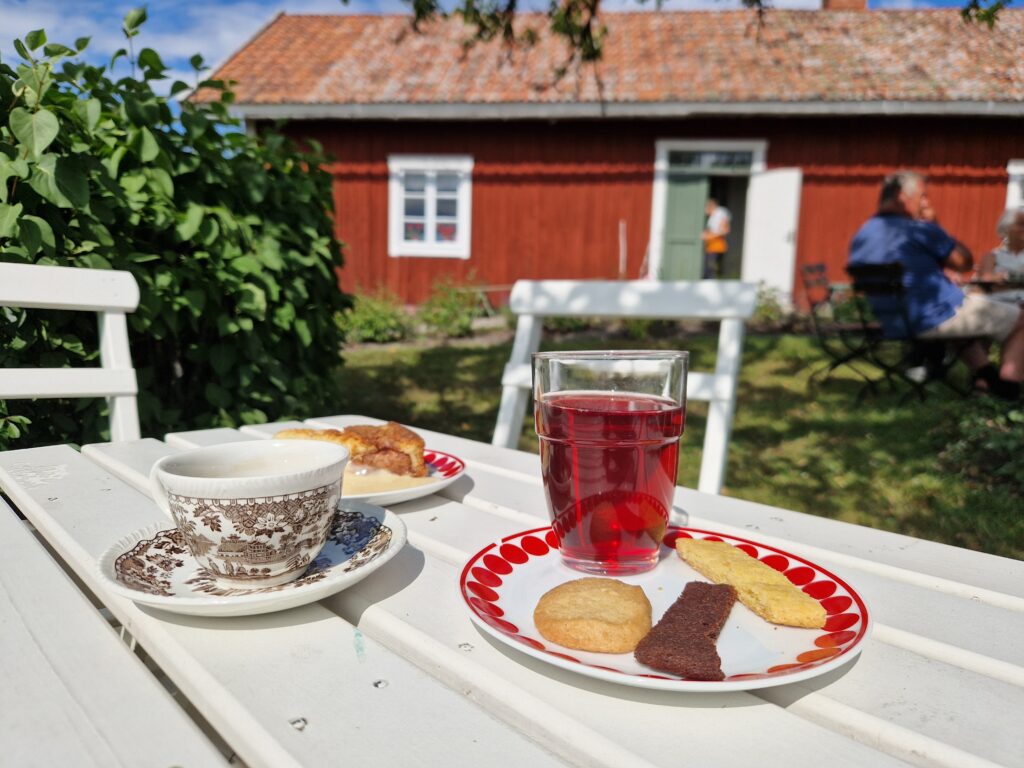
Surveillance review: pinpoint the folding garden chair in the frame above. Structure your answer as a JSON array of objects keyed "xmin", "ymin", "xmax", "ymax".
[
  {"xmin": 800, "ymin": 263, "xmax": 882, "ymax": 393},
  {"xmin": 845, "ymin": 262, "xmax": 966, "ymax": 402}
]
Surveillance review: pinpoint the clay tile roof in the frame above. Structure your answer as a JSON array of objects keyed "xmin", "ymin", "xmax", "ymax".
[{"xmin": 206, "ymin": 10, "xmax": 1024, "ymax": 110}]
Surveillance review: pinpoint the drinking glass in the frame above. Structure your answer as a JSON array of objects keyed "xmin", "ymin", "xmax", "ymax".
[{"xmin": 533, "ymin": 350, "xmax": 688, "ymax": 575}]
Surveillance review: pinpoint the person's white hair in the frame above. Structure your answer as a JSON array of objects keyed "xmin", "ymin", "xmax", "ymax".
[
  {"xmin": 996, "ymin": 206, "xmax": 1024, "ymax": 238},
  {"xmin": 879, "ymin": 171, "xmax": 924, "ymax": 206}
]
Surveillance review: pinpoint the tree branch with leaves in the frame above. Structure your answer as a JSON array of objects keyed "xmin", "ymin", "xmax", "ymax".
[{"xmin": 393, "ymin": 0, "xmax": 1013, "ymax": 66}]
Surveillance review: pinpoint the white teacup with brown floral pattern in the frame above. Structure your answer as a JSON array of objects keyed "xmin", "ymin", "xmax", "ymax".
[{"xmin": 150, "ymin": 440, "xmax": 349, "ymax": 588}]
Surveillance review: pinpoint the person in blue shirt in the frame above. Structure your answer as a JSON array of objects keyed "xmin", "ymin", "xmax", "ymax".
[{"xmin": 848, "ymin": 171, "xmax": 1024, "ymax": 399}]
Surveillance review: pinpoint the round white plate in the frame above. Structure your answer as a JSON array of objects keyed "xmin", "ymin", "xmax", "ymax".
[
  {"xmin": 460, "ymin": 526, "xmax": 870, "ymax": 692},
  {"xmin": 342, "ymin": 449, "xmax": 465, "ymax": 506},
  {"xmin": 98, "ymin": 501, "xmax": 407, "ymax": 617}
]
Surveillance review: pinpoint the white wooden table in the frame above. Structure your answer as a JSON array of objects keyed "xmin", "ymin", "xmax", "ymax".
[{"xmin": 1, "ymin": 414, "xmax": 1022, "ymax": 768}]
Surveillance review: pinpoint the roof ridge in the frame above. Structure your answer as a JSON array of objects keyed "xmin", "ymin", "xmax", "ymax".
[
  {"xmin": 272, "ymin": 7, "xmax": 1024, "ymax": 17},
  {"xmin": 212, "ymin": 9, "xmax": 1024, "ymax": 111}
]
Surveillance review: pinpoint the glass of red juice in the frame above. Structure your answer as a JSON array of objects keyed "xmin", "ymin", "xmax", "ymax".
[{"xmin": 533, "ymin": 350, "xmax": 687, "ymax": 575}]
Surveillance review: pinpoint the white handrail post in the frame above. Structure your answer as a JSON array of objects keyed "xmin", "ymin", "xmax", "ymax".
[
  {"xmin": 493, "ymin": 314, "xmax": 542, "ymax": 449},
  {"xmin": 697, "ymin": 317, "xmax": 746, "ymax": 493},
  {"xmin": 99, "ymin": 312, "xmax": 141, "ymax": 442}
]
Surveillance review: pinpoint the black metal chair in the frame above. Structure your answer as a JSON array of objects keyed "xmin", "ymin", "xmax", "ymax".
[
  {"xmin": 800, "ymin": 264, "xmax": 883, "ymax": 394},
  {"xmin": 845, "ymin": 263, "xmax": 967, "ymax": 401}
]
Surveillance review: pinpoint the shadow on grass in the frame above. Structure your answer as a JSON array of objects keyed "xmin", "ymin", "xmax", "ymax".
[{"xmin": 336, "ymin": 341, "xmax": 511, "ymax": 442}]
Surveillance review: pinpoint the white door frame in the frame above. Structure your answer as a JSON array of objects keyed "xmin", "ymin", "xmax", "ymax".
[
  {"xmin": 740, "ymin": 168, "xmax": 803, "ymax": 304},
  {"xmin": 647, "ymin": 139, "xmax": 767, "ymax": 279},
  {"xmin": 1007, "ymin": 159, "xmax": 1024, "ymax": 210}
]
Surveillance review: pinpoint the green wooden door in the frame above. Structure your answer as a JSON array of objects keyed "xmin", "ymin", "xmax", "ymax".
[{"xmin": 660, "ymin": 174, "xmax": 708, "ymax": 280}]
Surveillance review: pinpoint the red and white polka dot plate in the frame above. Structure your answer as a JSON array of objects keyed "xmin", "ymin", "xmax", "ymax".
[
  {"xmin": 343, "ymin": 449, "xmax": 465, "ymax": 506},
  {"xmin": 460, "ymin": 526, "xmax": 871, "ymax": 692}
]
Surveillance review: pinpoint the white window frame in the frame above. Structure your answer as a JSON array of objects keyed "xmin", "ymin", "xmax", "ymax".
[{"xmin": 388, "ymin": 154, "xmax": 474, "ymax": 258}]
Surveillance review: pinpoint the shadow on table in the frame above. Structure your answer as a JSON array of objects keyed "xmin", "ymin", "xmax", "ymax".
[
  {"xmin": 320, "ymin": 544, "xmax": 427, "ymax": 626},
  {"xmin": 469, "ymin": 624, "xmax": 864, "ymax": 707},
  {"xmin": 138, "ymin": 546, "xmax": 427, "ymax": 631},
  {"xmin": 434, "ymin": 474, "xmax": 475, "ymax": 503}
]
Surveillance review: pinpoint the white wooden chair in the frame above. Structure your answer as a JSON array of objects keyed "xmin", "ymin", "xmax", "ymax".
[
  {"xmin": 0, "ymin": 262, "xmax": 141, "ymax": 441},
  {"xmin": 493, "ymin": 279, "xmax": 757, "ymax": 494}
]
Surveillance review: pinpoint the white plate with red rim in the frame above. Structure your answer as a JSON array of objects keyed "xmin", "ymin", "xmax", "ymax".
[
  {"xmin": 342, "ymin": 449, "xmax": 465, "ymax": 506},
  {"xmin": 460, "ymin": 526, "xmax": 871, "ymax": 692}
]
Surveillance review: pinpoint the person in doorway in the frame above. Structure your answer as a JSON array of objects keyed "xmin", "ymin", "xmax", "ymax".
[
  {"xmin": 977, "ymin": 206, "xmax": 1024, "ymax": 306},
  {"xmin": 702, "ymin": 197, "xmax": 730, "ymax": 279},
  {"xmin": 847, "ymin": 171, "xmax": 1024, "ymax": 400}
]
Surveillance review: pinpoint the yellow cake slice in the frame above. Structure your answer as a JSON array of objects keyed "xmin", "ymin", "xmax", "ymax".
[{"xmin": 675, "ymin": 539, "xmax": 826, "ymax": 628}]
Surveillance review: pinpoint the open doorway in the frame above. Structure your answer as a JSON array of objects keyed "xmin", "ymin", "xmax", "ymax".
[
  {"xmin": 707, "ymin": 176, "xmax": 748, "ymax": 280},
  {"xmin": 649, "ymin": 142, "xmax": 764, "ymax": 281},
  {"xmin": 649, "ymin": 140, "xmax": 802, "ymax": 301}
]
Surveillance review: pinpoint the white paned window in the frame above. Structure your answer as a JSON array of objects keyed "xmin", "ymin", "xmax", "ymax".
[{"xmin": 388, "ymin": 155, "xmax": 473, "ymax": 258}]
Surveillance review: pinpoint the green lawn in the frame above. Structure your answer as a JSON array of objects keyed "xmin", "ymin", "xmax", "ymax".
[{"xmin": 335, "ymin": 331, "xmax": 1023, "ymax": 560}]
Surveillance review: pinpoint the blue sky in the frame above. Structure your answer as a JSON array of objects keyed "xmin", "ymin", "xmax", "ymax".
[{"xmin": 0, "ymin": 0, "xmax": 978, "ymax": 88}]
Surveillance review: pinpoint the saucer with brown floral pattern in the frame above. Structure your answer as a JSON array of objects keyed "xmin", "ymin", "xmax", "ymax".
[{"xmin": 98, "ymin": 501, "xmax": 406, "ymax": 617}]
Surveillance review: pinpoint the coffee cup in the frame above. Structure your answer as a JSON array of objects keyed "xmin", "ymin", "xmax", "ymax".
[{"xmin": 150, "ymin": 440, "xmax": 349, "ymax": 588}]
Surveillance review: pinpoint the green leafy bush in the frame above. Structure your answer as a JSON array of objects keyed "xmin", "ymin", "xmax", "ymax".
[
  {"xmin": 337, "ymin": 290, "xmax": 410, "ymax": 343},
  {"xmin": 0, "ymin": 12, "xmax": 349, "ymax": 449},
  {"xmin": 417, "ymin": 277, "xmax": 483, "ymax": 338},
  {"xmin": 932, "ymin": 399, "xmax": 1024, "ymax": 557},
  {"xmin": 543, "ymin": 315, "xmax": 596, "ymax": 334},
  {"xmin": 752, "ymin": 282, "xmax": 787, "ymax": 325},
  {"xmin": 752, "ymin": 282, "xmax": 802, "ymax": 332},
  {"xmin": 620, "ymin": 318, "xmax": 652, "ymax": 340},
  {"xmin": 939, "ymin": 401, "xmax": 1024, "ymax": 489}
]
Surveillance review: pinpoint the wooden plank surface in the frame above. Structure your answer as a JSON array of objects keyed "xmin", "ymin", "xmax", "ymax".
[
  {"xmin": 508, "ymin": 280, "xmax": 757, "ymax": 319},
  {"xmin": 9, "ymin": 418, "xmax": 1024, "ymax": 767},
  {"xmin": 160, "ymin": 421, "xmax": 926, "ymax": 767},
  {"xmin": 0, "ymin": 499, "xmax": 225, "ymax": 767},
  {"xmin": 82, "ymin": 430, "xmax": 918, "ymax": 768},
  {"xmin": 0, "ymin": 262, "xmax": 139, "ymax": 312},
  {"xmin": 0, "ymin": 446, "xmax": 573, "ymax": 768},
  {"xmin": 0, "ymin": 368, "xmax": 138, "ymax": 399},
  {"xmin": 306, "ymin": 415, "xmax": 1024, "ymax": 767}
]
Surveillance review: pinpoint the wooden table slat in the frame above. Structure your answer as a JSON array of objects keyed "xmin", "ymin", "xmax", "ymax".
[
  {"xmin": 0, "ymin": 499, "xmax": 226, "ymax": 767},
  {"xmin": 4, "ymin": 416, "xmax": 1022, "ymax": 768},
  {"xmin": 0, "ymin": 446, "xmax": 573, "ymax": 768}
]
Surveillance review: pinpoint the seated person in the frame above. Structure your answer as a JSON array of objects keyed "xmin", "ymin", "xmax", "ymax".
[
  {"xmin": 848, "ymin": 171, "xmax": 1024, "ymax": 399},
  {"xmin": 977, "ymin": 206, "xmax": 1024, "ymax": 305}
]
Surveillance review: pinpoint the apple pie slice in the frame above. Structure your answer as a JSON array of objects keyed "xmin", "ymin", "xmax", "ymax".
[{"xmin": 275, "ymin": 422, "xmax": 427, "ymax": 477}]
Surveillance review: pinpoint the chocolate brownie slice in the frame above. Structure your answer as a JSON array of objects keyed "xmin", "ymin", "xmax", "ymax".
[{"xmin": 633, "ymin": 581, "xmax": 737, "ymax": 681}]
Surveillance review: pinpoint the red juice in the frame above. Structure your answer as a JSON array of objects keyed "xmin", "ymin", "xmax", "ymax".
[{"xmin": 536, "ymin": 391, "xmax": 684, "ymax": 574}]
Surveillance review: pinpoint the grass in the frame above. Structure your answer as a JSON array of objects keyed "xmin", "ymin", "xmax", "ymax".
[{"xmin": 335, "ymin": 330, "xmax": 1023, "ymax": 560}]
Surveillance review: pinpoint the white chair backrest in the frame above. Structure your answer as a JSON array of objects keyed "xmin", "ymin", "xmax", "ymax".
[
  {"xmin": 493, "ymin": 279, "xmax": 757, "ymax": 494},
  {"xmin": 0, "ymin": 262, "xmax": 141, "ymax": 441}
]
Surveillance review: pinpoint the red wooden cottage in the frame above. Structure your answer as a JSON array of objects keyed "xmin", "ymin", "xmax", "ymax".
[{"xmin": 208, "ymin": 6, "xmax": 1024, "ymax": 305}]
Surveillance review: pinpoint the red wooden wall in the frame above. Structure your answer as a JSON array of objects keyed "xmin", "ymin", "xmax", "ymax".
[{"xmin": 281, "ymin": 116, "xmax": 1019, "ymax": 306}]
